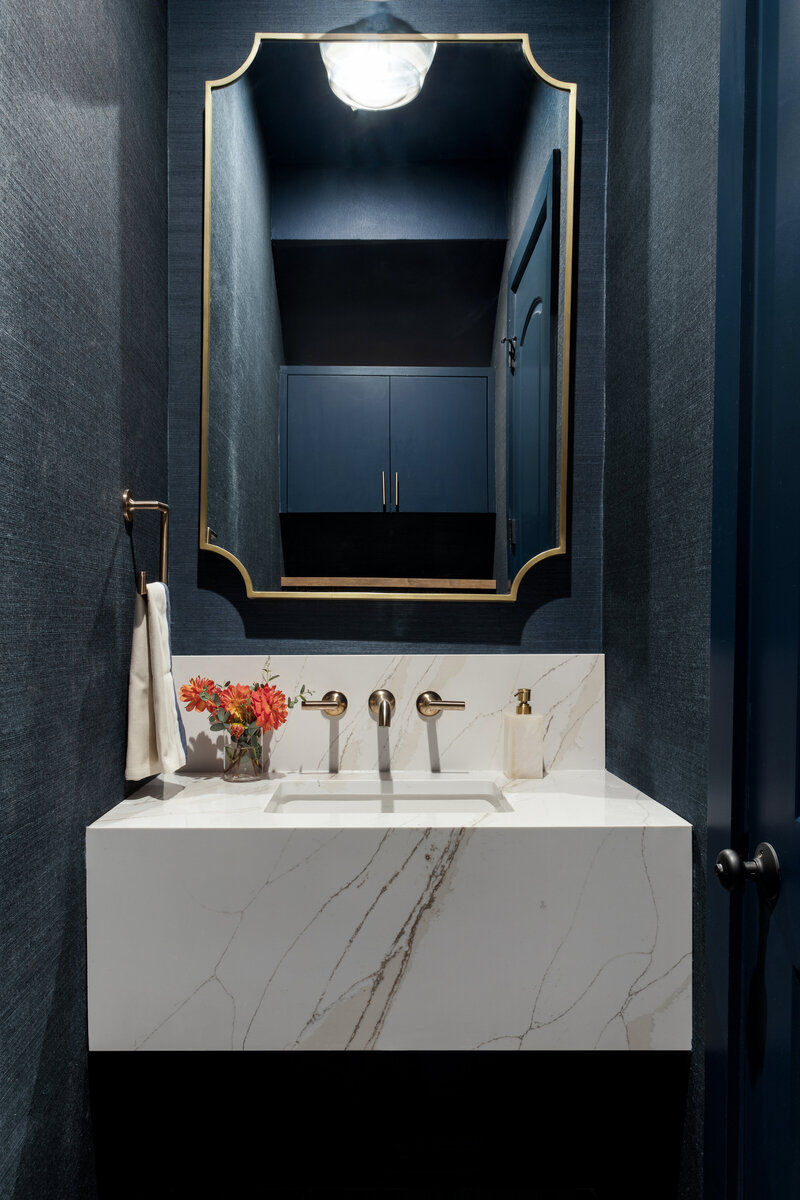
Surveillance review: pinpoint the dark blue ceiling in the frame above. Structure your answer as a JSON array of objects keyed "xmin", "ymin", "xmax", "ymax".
[{"xmin": 247, "ymin": 39, "xmax": 539, "ymax": 167}]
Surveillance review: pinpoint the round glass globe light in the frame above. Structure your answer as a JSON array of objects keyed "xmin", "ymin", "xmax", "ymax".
[{"xmin": 320, "ymin": 38, "xmax": 436, "ymax": 111}]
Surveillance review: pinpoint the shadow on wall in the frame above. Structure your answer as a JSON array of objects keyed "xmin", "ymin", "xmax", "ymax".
[{"xmin": 196, "ymin": 544, "xmax": 574, "ymax": 649}]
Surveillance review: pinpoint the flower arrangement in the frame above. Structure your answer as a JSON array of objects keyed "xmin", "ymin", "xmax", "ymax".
[{"xmin": 180, "ymin": 662, "xmax": 309, "ymax": 779}]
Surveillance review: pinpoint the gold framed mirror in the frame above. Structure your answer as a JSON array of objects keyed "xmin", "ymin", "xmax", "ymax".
[{"xmin": 200, "ymin": 32, "xmax": 576, "ymax": 601}]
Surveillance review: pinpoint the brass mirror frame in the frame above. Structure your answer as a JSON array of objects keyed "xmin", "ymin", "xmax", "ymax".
[{"xmin": 200, "ymin": 32, "xmax": 577, "ymax": 602}]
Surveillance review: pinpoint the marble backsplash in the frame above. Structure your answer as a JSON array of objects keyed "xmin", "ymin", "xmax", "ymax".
[{"xmin": 173, "ymin": 654, "xmax": 604, "ymax": 775}]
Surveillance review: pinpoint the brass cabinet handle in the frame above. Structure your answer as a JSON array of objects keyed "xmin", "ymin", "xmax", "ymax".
[
  {"xmin": 301, "ymin": 691, "xmax": 348, "ymax": 717},
  {"xmin": 382, "ymin": 470, "xmax": 386, "ymax": 512},
  {"xmin": 416, "ymin": 691, "xmax": 466, "ymax": 718}
]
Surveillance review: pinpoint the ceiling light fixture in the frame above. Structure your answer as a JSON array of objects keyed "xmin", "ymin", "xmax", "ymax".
[{"xmin": 320, "ymin": 3, "xmax": 437, "ymax": 112}]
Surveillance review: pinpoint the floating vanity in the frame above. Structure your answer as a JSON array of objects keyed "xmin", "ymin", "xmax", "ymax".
[{"xmin": 87, "ymin": 655, "xmax": 691, "ymax": 1052}]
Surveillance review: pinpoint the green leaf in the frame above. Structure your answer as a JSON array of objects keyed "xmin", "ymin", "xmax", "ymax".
[{"xmin": 210, "ymin": 721, "xmax": 225, "ymax": 732}]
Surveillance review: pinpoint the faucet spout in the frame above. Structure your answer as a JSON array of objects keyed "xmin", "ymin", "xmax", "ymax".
[{"xmin": 368, "ymin": 689, "xmax": 396, "ymax": 727}]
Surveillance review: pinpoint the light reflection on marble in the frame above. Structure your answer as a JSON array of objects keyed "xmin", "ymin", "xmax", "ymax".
[
  {"xmin": 172, "ymin": 653, "xmax": 604, "ymax": 776},
  {"xmin": 92, "ymin": 769, "xmax": 690, "ymax": 830},
  {"xmin": 87, "ymin": 771, "xmax": 691, "ymax": 1052}
]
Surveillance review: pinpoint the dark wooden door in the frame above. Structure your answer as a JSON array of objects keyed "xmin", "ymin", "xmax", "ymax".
[
  {"xmin": 506, "ymin": 154, "xmax": 556, "ymax": 584},
  {"xmin": 707, "ymin": 1, "xmax": 800, "ymax": 1195}
]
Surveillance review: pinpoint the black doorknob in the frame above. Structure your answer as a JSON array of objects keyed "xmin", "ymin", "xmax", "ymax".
[{"xmin": 715, "ymin": 842, "xmax": 780, "ymax": 907}]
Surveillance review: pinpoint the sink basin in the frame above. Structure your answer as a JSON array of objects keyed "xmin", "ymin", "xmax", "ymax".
[{"xmin": 265, "ymin": 777, "xmax": 511, "ymax": 815}]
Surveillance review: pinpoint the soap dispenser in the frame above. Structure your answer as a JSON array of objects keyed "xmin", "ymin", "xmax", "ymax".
[{"xmin": 503, "ymin": 688, "xmax": 544, "ymax": 779}]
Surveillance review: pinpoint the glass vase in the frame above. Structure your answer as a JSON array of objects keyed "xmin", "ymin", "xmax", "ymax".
[{"xmin": 222, "ymin": 726, "xmax": 265, "ymax": 781}]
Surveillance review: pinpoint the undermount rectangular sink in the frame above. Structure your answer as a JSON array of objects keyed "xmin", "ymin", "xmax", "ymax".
[{"xmin": 265, "ymin": 778, "xmax": 511, "ymax": 815}]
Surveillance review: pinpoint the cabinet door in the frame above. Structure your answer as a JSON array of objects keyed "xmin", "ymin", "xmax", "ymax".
[
  {"xmin": 285, "ymin": 373, "xmax": 390, "ymax": 512},
  {"xmin": 390, "ymin": 375, "xmax": 489, "ymax": 512}
]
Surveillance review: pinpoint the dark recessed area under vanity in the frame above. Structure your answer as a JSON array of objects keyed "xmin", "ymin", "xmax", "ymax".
[{"xmin": 90, "ymin": 1051, "xmax": 690, "ymax": 1200}]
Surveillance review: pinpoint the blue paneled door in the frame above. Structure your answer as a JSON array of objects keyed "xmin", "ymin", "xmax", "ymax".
[
  {"xmin": 390, "ymin": 375, "xmax": 489, "ymax": 512},
  {"xmin": 706, "ymin": 1, "xmax": 800, "ymax": 1196},
  {"xmin": 738, "ymin": 0, "xmax": 800, "ymax": 1193},
  {"xmin": 285, "ymin": 373, "xmax": 390, "ymax": 512},
  {"xmin": 506, "ymin": 154, "xmax": 556, "ymax": 584}
]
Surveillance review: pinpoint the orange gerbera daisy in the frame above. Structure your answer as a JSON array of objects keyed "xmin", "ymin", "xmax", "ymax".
[
  {"xmin": 251, "ymin": 684, "xmax": 289, "ymax": 731},
  {"xmin": 218, "ymin": 683, "xmax": 252, "ymax": 722},
  {"xmin": 179, "ymin": 676, "xmax": 218, "ymax": 714}
]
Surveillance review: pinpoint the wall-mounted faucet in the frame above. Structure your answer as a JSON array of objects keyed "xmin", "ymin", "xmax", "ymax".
[{"xmin": 368, "ymin": 689, "xmax": 396, "ymax": 728}]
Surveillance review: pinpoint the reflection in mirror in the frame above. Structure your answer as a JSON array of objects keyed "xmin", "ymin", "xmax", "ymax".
[{"xmin": 201, "ymin": 34, "xmax": 575, "ymax": 599}]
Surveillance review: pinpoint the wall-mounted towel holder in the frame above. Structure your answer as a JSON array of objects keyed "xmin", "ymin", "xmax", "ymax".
[{"xmin": 122, "ymin": 489, "xmax": 169, "ymax": 596}]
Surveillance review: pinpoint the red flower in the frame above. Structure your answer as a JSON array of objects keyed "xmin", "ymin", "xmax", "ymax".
[
  {"xmin": 228, "ymin": 723, "xmax": 245, "ymax": 740},
  {"xmin": 180, "ymin": 676, "xmax": 218, "ymax": 714},
  {"xmin": 218, "ymin": 683, "xmax": 252, "ymax": 722},
  {"xmin": 251, "ymin": 684, "xmax": 289, "ymax": 731}
]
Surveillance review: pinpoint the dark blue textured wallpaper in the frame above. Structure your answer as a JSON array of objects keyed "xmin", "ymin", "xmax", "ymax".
[
  {"xmin": 208, "ymin": 74, "xmax": 284, "ymax": 589},
  {"xmin": 167, "ymin": 0, "xmax": 608, "ymax": 653},
  {"xmin": 605, "ymin": 0, "xmax": 720, "ymax": 1194},
  {"xmin": 0, "ymin": 0, "xmax": 167, "ymax": 1195}
]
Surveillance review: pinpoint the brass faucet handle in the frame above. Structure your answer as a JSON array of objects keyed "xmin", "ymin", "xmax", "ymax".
[
  {"xmin": 416, "ymin": 691, "xmax": 466, "ymax": 718},
  {"xmin": 301, "ymin": 690, "xmax": 347, "ymax": 717}
]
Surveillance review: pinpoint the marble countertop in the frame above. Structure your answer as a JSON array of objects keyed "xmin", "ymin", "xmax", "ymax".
[{"xmin": 90, "ymin": 769, "xmax": 691, "ymax": 831}]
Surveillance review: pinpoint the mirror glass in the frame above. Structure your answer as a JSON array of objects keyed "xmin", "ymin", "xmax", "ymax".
[{"xmin": 201, "ymin": 34, "xmax": 575, "ymax": 599}]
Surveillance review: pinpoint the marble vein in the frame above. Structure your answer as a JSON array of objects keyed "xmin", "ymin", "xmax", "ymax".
[
  {"xmin": 475, "ymin": 829, "xmax": 617, "ymax": 1050},
  {"xmin": 292, "ymin": 829, "xmax": 465, "ymax": 1050},
  {"xmin": 133, "ymin": 831, "xmax": 343, "ymax": 1049},
  {"xmin": 241, "ymin": 831, "xmax": 395, "ymax": 1048},
  {"xmin": 291, "ymin": 833, "xmax": 431, "ymax": 1046}
]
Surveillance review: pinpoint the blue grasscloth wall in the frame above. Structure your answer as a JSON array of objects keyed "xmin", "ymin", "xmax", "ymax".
[
  {"xmin": 605, "ymin": 0, "xmax": 721, "ymax": 1194},
  {"xmin": 0, "ymin": 0, "xmax": 167, "ymax": 1195},
  {"xmin": 168, "ymin": 0, "xmax": 608, "ymax": 653},
  {"xmin": 208, "ymin": 76, "xmax": 284, "ymax": 590}
]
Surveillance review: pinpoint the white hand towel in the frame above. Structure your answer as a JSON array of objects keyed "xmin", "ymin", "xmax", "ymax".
[{"xmin": 125, "ymin": 583, "xmax": 187, "ymax": 780}]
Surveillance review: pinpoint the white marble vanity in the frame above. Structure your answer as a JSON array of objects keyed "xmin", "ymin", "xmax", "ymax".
[{"xmin": 87, "ymin": 655, "xmax": 691, "ymax": 1052}]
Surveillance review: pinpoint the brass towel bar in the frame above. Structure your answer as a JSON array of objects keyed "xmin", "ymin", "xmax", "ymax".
[{"xmin": 122, "ymin": 489, "xmax": 169, "ymax": 596}]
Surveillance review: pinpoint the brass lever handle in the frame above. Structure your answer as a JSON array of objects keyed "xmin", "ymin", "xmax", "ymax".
[
  {"xmin": 416, "ymin": 691, "xmax": 466, "ymax": 718},
  {"xmin": 301, "ymin": 691, "xmax": 348, "ymax": 717}
]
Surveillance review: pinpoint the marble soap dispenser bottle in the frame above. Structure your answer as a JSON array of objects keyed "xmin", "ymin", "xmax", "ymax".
[{"xmin": 503, "ymin": 688, "xmax": 544, "ymax": 779}]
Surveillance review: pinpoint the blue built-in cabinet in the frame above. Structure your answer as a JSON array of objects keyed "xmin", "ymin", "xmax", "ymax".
[{"xmin": 280, "ymin": 366, "xmax": 494, "ymax": 515}]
